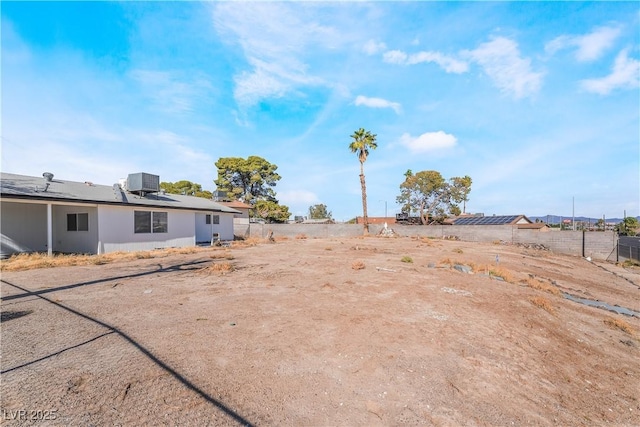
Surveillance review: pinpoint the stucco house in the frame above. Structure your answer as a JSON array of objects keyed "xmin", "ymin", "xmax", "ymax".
[{"xmin": 0, "ymin": 172, "xmax": 240, "ymax": 257}]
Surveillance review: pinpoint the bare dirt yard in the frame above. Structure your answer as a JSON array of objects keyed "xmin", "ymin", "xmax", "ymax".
[{"xmin": 1, "ymin": 236, "xmax": 639, "ymax": 426}]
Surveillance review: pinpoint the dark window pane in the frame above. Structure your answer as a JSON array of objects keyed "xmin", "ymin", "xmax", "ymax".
[
  {"xmin": 205, "ymin": 214, "xmax": 211, "ymax": 224},
  {"xmin": 153, "ymin": 212, "xmax": 168, "ymax": 233},
  {"xmin": 135, "ymin": 211, "xmax": 151, "ymax": 233},
  {"xmin": 77, "ymin": 213, "xmax": 89, "ymax": 231},
  {"xmin": 212, "ymin": 215, "xmax": 220, "ymax": 224},
  {"xmin": 67, "ymin": 214, "xmax": 77, "ymax": 231}
]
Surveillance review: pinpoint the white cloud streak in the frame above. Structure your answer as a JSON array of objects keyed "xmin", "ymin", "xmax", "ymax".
[
  {"xmin": 545, "ymin": 25, "xmax": 621, "ymax": 62},
  {"xmin": 399, "ymin": 131, "xmax": 457, "ymax": 153},
  {"xmin": 213, "ymin": 2, "xmax": 338, "ymax": 107},
  {"xmin": 581, "ymin": 49, "xmax": 640, "ymax": 95},
  {"xmin": 130, "ymin": 69, "xmax": 212, "ymax": 114},
  {"xmin": 465, "ymin": 37, "xmax": 543, "ymax": 99},
  {"xmin": 354, "ymin": 95, "xmax": 401, "ymax": 114},
  {"xmin": 363, "ymin": 39, "xmax": 387, "ymax": 55},
  {"xmin": 383, "ymin": 49, "xmax": 468, "ymax": 74}
]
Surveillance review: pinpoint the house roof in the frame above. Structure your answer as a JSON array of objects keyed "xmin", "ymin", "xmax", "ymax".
[
  {"xmin": 218, "ymin": 200, "xmax": 252, "ymax": 210},
  {"xmin": 0, "ymin": 172, "xmax": 240, "ymax": 214},
  {"xmin": 452, "ymin": 215, "xmax": 532, "ymax": 226},
  {"xmin": 517, "ymin": 222, "xmax": 550, "ymax": 230}
]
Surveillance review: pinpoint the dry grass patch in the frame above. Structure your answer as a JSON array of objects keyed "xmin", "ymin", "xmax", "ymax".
[
  {"xmin": 522, "ymin": 277, "xmax": 562, "ymax": 296},
  {"xmin": 438, "ymin": 257, "xmax": 457, "ymax": 266},
  {"xmin": 295, "ymin": 234, "xmax": 307, "ymax": 240},
  {"xmin": 232, "ymin": 237, "xmax": 262, "ymax": 248},
  {"xmin": 488, "ymin": 267, "xmax": 515, "ymax": 283},
  {"xmin": 1, "ymin": 246, "xmax": 231, "ymax": 272},
  {"xmin": 351, "ymin": 261, "xmax": 366, "ymax": 270},
  {"xmin": 209, "ymin": 251, "xmax": 235, "ymax": 260},
  {"xmin": 452, "ymin": 248, "xmax": 464, "ymax": 254},
  {"xmin": 529, "ymin": 296, "xmax": 555, "ymax": 314},
  {"xmin": 201, "ymin": 262, "xmax": 234, "ymax": 275},
  {"xmin": 401, "ymin": 256, "xmax": 413, "ymax": 263},
  {"xmin": 604, "ymin": 317, "xmax": 635, "ymax": 335}
]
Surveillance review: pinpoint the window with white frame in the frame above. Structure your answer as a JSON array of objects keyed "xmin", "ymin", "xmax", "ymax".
[
  {"xmin": 205, "ymin": 214, "xmax": 211, "ymax": 224},
  {"xmin": 212, "ymin": 215, "xmax": 220, "ymax": 224},
  {"xmin": 67, "ymin": 213, "xmax": 89, "ymax": 231},
  {"xmin": 135, "ymin": 211, "xmax": 168, "ymax": 233}
]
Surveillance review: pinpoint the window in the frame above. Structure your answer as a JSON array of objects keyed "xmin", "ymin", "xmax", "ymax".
[
  {"xmin": 153, "ymin": 212, "xmax": 168, "ymax": 233},
  {"xmin": 205, "ymin": 214, "xmax": 211, "ymax": 224},
  {"xmin": 134, "ymin": 211, "xmax": 151, "ymax": 233},
  {"xmin": 212, "ymin": 215, "xmax": 220, "ymax": 224},
  {"xmin": 67, "ymin": 213, "xmax": 89, "ymax": 231},
  {"xmin": 135, "ymin": 211, "xmax": 168, "ymax": 234}
]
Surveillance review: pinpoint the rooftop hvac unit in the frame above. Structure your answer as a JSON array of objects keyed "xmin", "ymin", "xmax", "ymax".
[
  {"xmin": 213, "ymin": 190, "xmax": 227, "ymax": 201},
  {"xmin": 127, "ymin": 172, "xmax": 160, "ymax": 195}
]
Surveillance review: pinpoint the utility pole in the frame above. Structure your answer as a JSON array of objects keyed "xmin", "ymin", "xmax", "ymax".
[
  {"xmin": 572, "ymin": 196, "xmax": 575, "ymax": 231},
  {"xmin": 380, "ymin": 200, "xmax": 387, "ymax": 218}
]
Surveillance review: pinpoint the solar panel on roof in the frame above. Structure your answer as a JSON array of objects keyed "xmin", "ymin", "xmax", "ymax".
[{"xmin": 453, "ymin": 215, "xmax": 522, "ymax": 225}]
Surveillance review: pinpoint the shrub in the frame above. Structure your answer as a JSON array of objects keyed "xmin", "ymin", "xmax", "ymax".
[
  {"xmin": 529, "ymin": 296, "xmax": 555, "ymax": 314},
  {"xmin": 203, "ymin": 262, "xmax": 234, "ymax": 274},
  {"xmin": 351, "ymin": 261, "xmax": 365, "ymax": 270},
  {"xmin": 401, "ymin": 256, "xmax": 413, "ymax": 263},
  {"xmin": 522, "ymin": 278, "xmax": 561, "ymax": 296},
  {"xmin": 489, "ymin": 267, "xmax": 514, "ymax": 283},
  {"xmin": 604, "ymin": 317, "xmax": 635, "ymax": 335}
]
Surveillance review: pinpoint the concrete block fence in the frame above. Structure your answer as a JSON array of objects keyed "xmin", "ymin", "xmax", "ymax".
[{"xmin": 236, "ymin": 223, "xmax": 617, "ymax": 261}]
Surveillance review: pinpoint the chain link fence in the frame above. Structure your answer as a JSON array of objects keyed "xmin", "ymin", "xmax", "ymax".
[{"xmin": 618, "ymin": 236, "xmax": 640, "ymax": 261}]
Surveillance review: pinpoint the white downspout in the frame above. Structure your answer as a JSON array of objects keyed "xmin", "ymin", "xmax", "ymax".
[{"xmin": 47, "ymin": 203, "xmax": 53, "ymax": 256}]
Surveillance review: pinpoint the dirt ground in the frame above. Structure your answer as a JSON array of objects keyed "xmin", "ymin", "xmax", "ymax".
[{"xmin": 1, "ymin": 236, "xmax": 639, "ymax": 426}]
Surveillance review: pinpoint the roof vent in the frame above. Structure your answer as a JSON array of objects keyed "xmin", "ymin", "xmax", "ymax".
[{"xmin": 43, "ymin": 172, "xmax": 54, "ymax": 182}]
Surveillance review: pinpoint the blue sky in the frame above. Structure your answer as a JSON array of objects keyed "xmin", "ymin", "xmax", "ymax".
[{"xmin": 2, "ymin": 1, "xmax": 638, "ymax": 221}]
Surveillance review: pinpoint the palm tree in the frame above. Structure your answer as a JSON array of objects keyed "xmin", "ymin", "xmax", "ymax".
[{"xmin": 349, "ymin": 128, "xmax": 377, "ymax": 235}]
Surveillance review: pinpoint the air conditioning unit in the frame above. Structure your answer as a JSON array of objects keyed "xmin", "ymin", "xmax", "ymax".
[{"xmin": 127, "ymin": 173, "xmax": 160, "ymax": 195}]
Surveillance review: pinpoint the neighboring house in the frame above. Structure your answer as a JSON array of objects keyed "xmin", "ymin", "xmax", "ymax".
[
  {"xmin": 450, "ymin": 214, "xmax": 546, "ymax": 229},
  {"xmin": 356, "ymin": 216, "xmax": 398, "ymax": 225},
  {"xmin": 218, "ymin": 200, "xmax": 252, "ymax": 224},
  {"xmin": 0, "ymin": 172, "xmax": 240, "ymax": 257}
]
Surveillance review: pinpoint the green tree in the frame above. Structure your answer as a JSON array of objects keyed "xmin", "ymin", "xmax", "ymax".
[
  {"xmin": 308, "ymin": 204, "xmax": 332, "ymax": 219},
  {"xmin": 595, "ymin": 218, "xmax": 605, "ymax": 231},
  {"xmin": 450, "ymin": 175, "xmax": 472, "ymax": 213},
  {"xmin": 396, "ymin": 170, "xmax": 471, "ymax": 225},
  {"xmin": 160, "ymin": 180, "xmax": 213, "ymax": 199},
  {"xmin": 349, "ymin": 128, "xmax": 378, "ymax": 235},
  {"xmin": 214, "ymin": 156, "xmax": 281, "ymax": 204},
  {"xmin": 615, "ymin": 217, "xmax": 639, "ymax": 236},
  {"xmin": 254, "ymin": 200, "xmax": 291, "ymax": 223}
]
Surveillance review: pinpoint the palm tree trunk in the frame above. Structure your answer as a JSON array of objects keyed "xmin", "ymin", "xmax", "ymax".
[{"xmin": 360, "ymin": 163, "xmax": 369, "ymax": 235}]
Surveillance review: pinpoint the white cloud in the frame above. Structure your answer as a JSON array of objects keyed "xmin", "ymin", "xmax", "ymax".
[
  {"xmin": 465, "ymin": 37, "xmax": 543, "ymax": 99},
  {"xmin": 383, "ymin": 49, "xmax": 468, "ymax": 74},
  {"xmin": 354, "ymin": 95, "xmax": 401, "ymax": 114},
  {"xmin": 213, "ymin": 2, "xmax": 339, "ymax": 107},
  {"xmin": 399, "ymin": 131, "xmax": 457, "ymax": 153},
  {"xmin": 363, "ymin": 39, "xmax": 387, "ymax": 55},
  {"xmin": 383, "ymin": 50, "xmax": 408, "ymax": 64},
  {"xmin": 130, "ymin": 69, "xmax": 212, "ymax": 114},
  {"xmin": 546, "ymin": 25, "xmax": 621, "ymax": 62},
  {"xmin": 581, "ymin": 49, "xmax": 640, "ymax": 95}
]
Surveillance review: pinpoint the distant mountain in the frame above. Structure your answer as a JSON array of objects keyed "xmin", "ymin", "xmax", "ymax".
[{"xmin": 529, "ymin": 215, "xmax": 640, "ymax": 225}]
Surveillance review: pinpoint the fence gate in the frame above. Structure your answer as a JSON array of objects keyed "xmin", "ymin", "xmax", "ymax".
[{"xmin": 618, "ymin": 236, "xmax": 640, "ymax": 262}]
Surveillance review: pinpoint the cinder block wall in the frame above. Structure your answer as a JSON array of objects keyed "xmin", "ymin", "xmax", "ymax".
[{"xmin": 238, "ymin": 223, "xmax": 617, "ymax": 260}]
